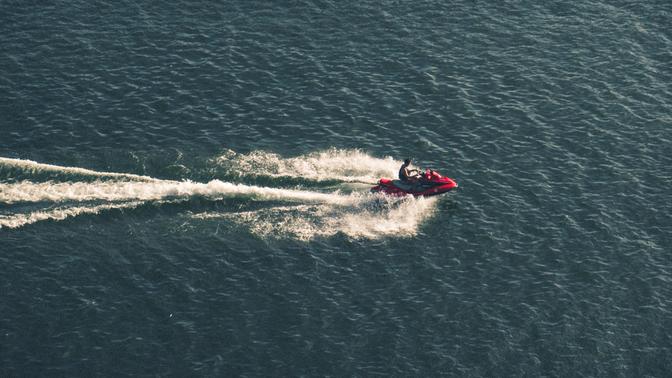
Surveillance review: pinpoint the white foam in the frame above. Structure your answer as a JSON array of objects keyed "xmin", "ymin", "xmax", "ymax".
[
  {"xmin": 1, "ymin": 153, "xmax": 443, "ymax": 239},
  {"xmin": 0, "ymin": 157, "xmax": 157, "ymax": 182},
  {"xmin": 212, "ymin": 148, "xmax": 400, "ymax": 183},
  {"xmin": 192, "ymin": 196, "xmax": 438, "ymax": 241},
  {"xmin": 0, "ymin": 201, "xmax": 145, "ymax": 229},
  {"xmin": 0, "ymin": 180, "xmax": 362, "ymax": 206},
  {"xmin": 337, "ymin": 196, "xmax": 438, "ymax": 239}
]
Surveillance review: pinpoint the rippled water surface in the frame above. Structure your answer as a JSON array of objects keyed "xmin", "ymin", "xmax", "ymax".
[{"xmin": 2, "ymin": 1, "xmax": 671, "ymax": 376}]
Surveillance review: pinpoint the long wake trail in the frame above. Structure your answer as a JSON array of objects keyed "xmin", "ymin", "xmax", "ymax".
[
  {"xmin": 0, "ymin": 151, "xmax": 440, "ymax": 239},
  {"xmin": 0, "ymin": 157, "xmax": 158, "ymax": 182},
  {"xmin": 0, "ymin": 180, "xmax": 362, "ymax": 205}
]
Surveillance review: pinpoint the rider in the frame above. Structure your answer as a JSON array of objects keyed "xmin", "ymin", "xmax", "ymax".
[{"xmin": 399, "ymin": 158, "xmax": 420, "ymax": 182}]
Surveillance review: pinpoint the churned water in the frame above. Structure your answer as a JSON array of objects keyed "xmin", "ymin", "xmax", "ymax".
[{"xmin": 2, "ymin": 1, "xmax": 671, "ymax": 376}]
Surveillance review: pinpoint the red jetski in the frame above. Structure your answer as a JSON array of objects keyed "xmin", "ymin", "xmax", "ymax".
[{"xmin": 371, "ymin": 169, "xmax": 458, "ymax": 197}]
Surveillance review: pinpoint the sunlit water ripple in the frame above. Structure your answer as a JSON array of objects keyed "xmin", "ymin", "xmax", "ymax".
[{"xmin": 1, "ymin": 0, "xmax": 671, "ymax": 376}]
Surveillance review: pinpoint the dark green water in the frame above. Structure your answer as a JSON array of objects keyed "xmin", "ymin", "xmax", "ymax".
[{"xmin": 2, "ymin": 1, "xmax": 671, "ymax": 376}]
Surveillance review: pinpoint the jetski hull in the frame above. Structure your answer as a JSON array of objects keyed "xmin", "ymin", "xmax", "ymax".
[{"xmin": 371, "ymin": 170, "xmax": 458, "ymax": 197}]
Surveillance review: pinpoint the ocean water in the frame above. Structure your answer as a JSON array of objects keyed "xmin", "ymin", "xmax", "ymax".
[{"xmin": 1, "ymin": 0, "xmax": 671, "ymax": 376}]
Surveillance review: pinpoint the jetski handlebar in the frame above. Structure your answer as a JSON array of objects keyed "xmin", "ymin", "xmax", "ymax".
[{"xmin": 411, "ymin": 168, "xmax": 433, "ymax": 177}]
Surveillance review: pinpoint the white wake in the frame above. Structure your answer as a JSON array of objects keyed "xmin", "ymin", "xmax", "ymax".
[
  {"xmin": 212, "ymin": 148, "xmax": 400, "ymax": 183},
  {"xmin": 0, "ymin": 180, "xmax": 362, "ymax": 206},
  {"xmin": 0, "ymin": 151, "xmax": 442, "ymax": 239},
  {"xmin": 0, "ymin": 201, "xmax": 146, "ymax": 229},
  {"xmin": 0, "ymin": 157, "xmax": 157, "ymax": 182}
]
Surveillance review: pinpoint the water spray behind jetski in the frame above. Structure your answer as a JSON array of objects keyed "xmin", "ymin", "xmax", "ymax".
[
  {"xmin": 0, "ymin": 151, "xmax": 441, "ymax": 239},
  {"xmin": 211, "ymin": 148, "xmax": 399, "ymax": 185}
]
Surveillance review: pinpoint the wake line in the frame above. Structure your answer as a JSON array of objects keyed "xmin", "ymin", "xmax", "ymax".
[
  {"xmin": 0, "ymin": 201, "xmax": 147, "ymax": 229},
  {"xmin": 0, "ymin": 152, "xmax": 442, "ymax": 238},
  {"xmin": 0, "ymin": 157, "xmax": 158, "ymax": 182},
  {"xmin": 213, "ymin": 149, "xmax": 399, "ymax": 184},
  {"xmin": 0, "ymin": 180, "xmax": 362, "ymax": 206}
]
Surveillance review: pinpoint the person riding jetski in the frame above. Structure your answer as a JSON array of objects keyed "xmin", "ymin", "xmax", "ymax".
[
  {"xmin": 399, "ymin": 158, "xmax": 421, "ymax": 183},
  {"xmin": 372, "ymin": 159, "xmax": 457, "ymax": 196}
]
